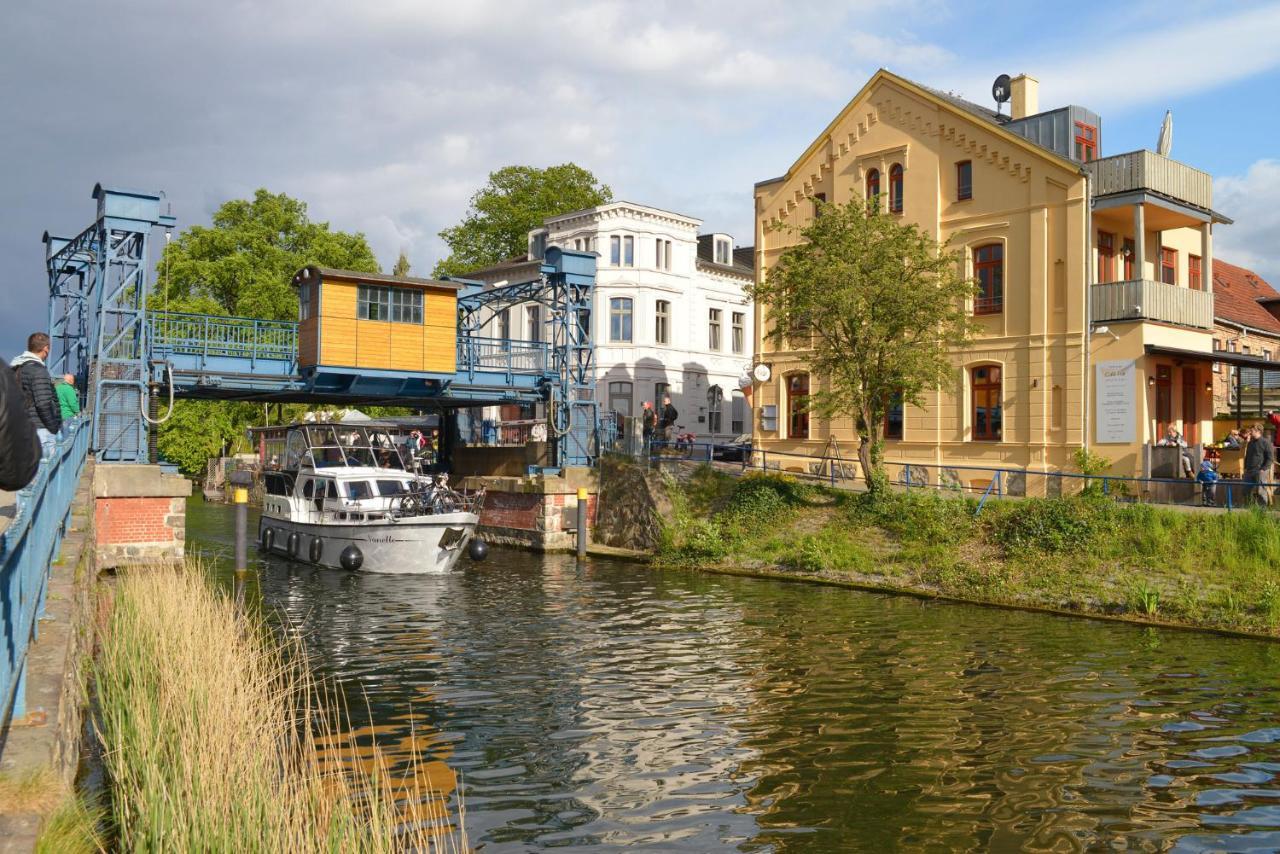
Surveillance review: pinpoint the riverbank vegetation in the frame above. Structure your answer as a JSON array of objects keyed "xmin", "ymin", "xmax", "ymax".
[
  {"xmin": 95, "ymin": 566, "xmax": 465, "ymax": 851},
  {"xmin": 659, "ymin": 466, "xmax": 1280, "ymax": 635}
]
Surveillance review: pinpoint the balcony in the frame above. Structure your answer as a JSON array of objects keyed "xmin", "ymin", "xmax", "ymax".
[
  {"xmin": 1085, "ymin": 150, "xmax": 1213, "ymax": 212},
  {"xmin": 1091, "ymin": 279, "xmax": 1214, "ymax": 330}
]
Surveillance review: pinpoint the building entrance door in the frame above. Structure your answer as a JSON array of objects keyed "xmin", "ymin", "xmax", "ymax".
[{"xmin": 1182, "ymin": 367, "xmax": 1198, "ymax": 444}]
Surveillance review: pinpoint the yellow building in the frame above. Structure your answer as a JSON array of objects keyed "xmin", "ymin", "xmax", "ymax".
[
  {"xmin": 752, "ymin": 70, "xmax": 1236, "ymax": 483},
  {"xmin": 291, "ymin": 266, "xmax": 459, "ymax": 374}
]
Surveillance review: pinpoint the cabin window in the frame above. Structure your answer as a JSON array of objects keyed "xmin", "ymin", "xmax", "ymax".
[
  {"xmin": 328, "ymin": 481, "xmax": 339, "ymax": 499},
  {"xmin": 299, "ymin": 281, "xmax": 313, "ymax": 320},
  {"xmin": 358, "ymin": 285, "xmax": 422, "ymax": 324},
  {"xmin": 889, "ymin": 164, "xmax": 904, "ymax": 213},
  {"xmin": 344, "ymin": 480, "xmax": 373, "ymax": 500},
  {"xmin": 376, "ymin": 479, "xmax": 407, "ymax": 496},
  {"xmin": 302, "ymin": 479, "xmax": 314, "ymax": 499},
  {"xmin": 974, "ymin": 244, "xmax": 1004, "ymax": 315},
  {"xmin": 956, "ymin": 161, "xmax": 972, "ymax": 201},
  {"xmin": 971, "ymin": 365, "xmax": 1003, "ymax": 441},
  {"xmin": 1074, "ymin": 121, "xmax": 1098, "ymax": 162}
]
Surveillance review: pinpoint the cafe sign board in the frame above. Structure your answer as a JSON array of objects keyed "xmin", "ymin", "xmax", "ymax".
[{"xmin": 1095, "ymin": 359, "xmax": 1136, "ymax": 444}]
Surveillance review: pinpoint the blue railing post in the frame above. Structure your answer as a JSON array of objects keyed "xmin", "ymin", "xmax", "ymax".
[
  {"xmin": 996, "ymin": 470, "xmax": 1003, "ymax": 498},
  {"xmin": 1227, "ymin": 482, "xmax": 1233, "ymax": 511},
  {"xmin": 904, "ymin": 466, "xmax": 911, "ymax": 489}
]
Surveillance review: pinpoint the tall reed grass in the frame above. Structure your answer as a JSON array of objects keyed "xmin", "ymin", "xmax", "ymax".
[{"xmin": 95, "ymin": 564, "xmax": 465, "ymax": 852}]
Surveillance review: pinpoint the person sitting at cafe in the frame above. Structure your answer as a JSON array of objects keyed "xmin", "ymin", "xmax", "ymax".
[
  {"xmin": 1157, "ymin": 426, "xmax": 1194, "ymax": 477},
  {"xmin": 1223, "ymin": 428, "xmax": 1244, "ymax": 450}
]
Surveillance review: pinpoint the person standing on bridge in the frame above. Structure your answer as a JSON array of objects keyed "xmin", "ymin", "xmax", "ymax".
[
  {"xmin": 1, "ymin": 360, "xmax": 41, "ymax": 489},
  {"xmin": 10, "ymin": 333, "xmax": 62, "ymax": 456},
  {"xmin": 55, "ymin": 373, "xmax": 80, "ymax": 422},
  {"xmin": 659, "ymin": 396, "xmax": 678, "ymax": 443}
]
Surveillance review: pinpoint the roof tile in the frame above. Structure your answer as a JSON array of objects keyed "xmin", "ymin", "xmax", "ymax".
[{"xmin": 1214, "ymin": 259, "xmax": 1280, "ymax": 335}]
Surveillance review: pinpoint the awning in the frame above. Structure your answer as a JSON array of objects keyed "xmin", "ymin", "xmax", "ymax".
[{"xmin": 1145, "ymin": 345, "xmax": 1279, "ymax": 370}]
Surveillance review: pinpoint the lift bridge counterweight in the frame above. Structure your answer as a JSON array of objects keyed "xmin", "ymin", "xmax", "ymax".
[{"xmin": 44, "ymin": 185, "xmax": 601, "ymax": 469}]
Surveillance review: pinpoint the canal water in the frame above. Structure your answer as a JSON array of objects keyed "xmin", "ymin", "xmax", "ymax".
[{"xmin": 188, "ymin": 498, "xmax": 1280, "ymax": 852}]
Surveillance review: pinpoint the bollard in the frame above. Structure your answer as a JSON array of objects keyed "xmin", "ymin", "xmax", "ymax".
[
  {"xmin": 576, "ymin": 487, "xmax": 588, "ymax": 560},
  {"xmin": 230, "ymin": 470, "xmax": 253, "ymax": 575}
]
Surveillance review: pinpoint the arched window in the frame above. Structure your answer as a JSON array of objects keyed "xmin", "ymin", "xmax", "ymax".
[
  {"xmin": 974, "ymin": 244, "xmax": 1004, "ymax": 315},
  {"xmin": 609, "ymin": 297, "xmax": 633, "ymax": 342},
  {"xmin": 787, "ymin": 373, "xmax": 810, "ymax": 439},
  {"xmin": 889, "ymin": 164, "xmax": 904, "ymax": 213},
  {"xmin": 971, "ymin": 365, "xmax": 1002, "ymax": 441},
  {"xmin": 865, "ymin": 168, "xmax": 880, "ymax": 205}
]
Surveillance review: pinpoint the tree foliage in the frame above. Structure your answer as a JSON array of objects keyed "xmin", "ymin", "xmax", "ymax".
[
  {"xmin": 750, "ymin": 199, "xmax": 977, "ymax": 492},
  {"xmin": 152, "ymin": 189, "xmax": 380, "ymax": 320},
  {"xmin": 392, "ymin": 250, "xmax": 412, "ymax": 277},
  {"xmin": 433, "ymin": 164, "xmax": 612, "ymax": 277}
]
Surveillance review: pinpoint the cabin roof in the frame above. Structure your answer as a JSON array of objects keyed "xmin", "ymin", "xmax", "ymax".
[{"xmin": 291, "ymin": 265, "xmax": 464, "ymax": 291}]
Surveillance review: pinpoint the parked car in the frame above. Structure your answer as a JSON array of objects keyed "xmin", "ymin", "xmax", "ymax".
[{"xmin": 712, "ymin": 434, "xmax": 752, "ymax": 462}]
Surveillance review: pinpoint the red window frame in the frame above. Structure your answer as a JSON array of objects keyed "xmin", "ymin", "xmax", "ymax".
[
  {"xmin": 889, "ymin": 164, "xmax": 904, "ymax": 213},
  {"xmin": 971, "ymin": 365, "xmax": 1002, "ymax": 441},
  {"xmin": 974, "ymin": 243, "xmax": 1003, "ymax": 315},
  {"xmin": 1160, "ymin": 247, "xmax": 1177, "ymax": 285},
  {"xmin": 787, "ymin": 373, "xmax": 810, "ymax": 440},
  {"xmin": 865, "ymin": 168, "xmax": 880, "ymax": 204},
  {"xmin": 1189, "ymin": 254, "xmax": 1202, "ymax": 290},
  {"xmin": 956, "ymin": 160, "xmax": 972, "ymax": 201},
  {"xmin": 1098, "ymin": 231, "xmax": 1115, "ymax": 283},
  {"xmin": 1123, "ymin": 238, "xmax": 1135, "ymax": 280},
  {"xmin": 1074, "ymin": 121, "xmax": 1098, "ymax": 162}
]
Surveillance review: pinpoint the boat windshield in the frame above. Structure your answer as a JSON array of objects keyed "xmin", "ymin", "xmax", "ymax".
[{"xmin": 289, "ymin": 425, "xmax": 412, "ymax": 472}]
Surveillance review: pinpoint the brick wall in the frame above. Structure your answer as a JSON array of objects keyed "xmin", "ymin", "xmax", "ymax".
[{"xmin": 94, "ymin": 495, "xmax": 186, "ymax": 567}]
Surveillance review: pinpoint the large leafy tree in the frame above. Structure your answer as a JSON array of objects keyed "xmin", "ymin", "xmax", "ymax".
[
  {"xmin": 151, "ymin": 190, "xmax": 381, "ymax": 475},
  {"xmin": 434, "ymin": 164, "xmax": 612, "ymax": 277},
  {"xmin": 751, "ymin": 199, "xmax": 976, "ymax": 493},
  {"xmin": 152, "ymin": 189, "xmax": 380, "ymax": 319}
]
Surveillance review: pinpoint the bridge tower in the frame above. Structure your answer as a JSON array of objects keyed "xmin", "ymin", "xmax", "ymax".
[{"xmin": 44, "ymin": 186, "xmax": 174, "ymax": 462}]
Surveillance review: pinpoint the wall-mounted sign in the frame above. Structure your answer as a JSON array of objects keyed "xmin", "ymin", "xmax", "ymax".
[
  {"xmin": 1096, "ymin": 359, "xmax": 1136, "ymax": 444},
  {"xmin": 761, "ymin": 404, "xmax": 778, "ymax": 432}
]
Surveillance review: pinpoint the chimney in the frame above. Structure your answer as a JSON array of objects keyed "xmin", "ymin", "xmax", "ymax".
[{"xmin": 1010, "ymin": 74, "xmax": 1038, "ymax": 120}]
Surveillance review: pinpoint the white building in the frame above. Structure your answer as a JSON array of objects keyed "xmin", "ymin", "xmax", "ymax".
[{"xmin": 463, "ymin": 201, "xmax": 754, "ymax": 440}]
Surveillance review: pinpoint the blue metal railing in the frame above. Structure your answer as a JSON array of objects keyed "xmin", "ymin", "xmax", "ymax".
[
  {"xmin": 149, "ymin": 311, "xmax": 298, "ymax": 365},
  {"xmin": 456, "ymin": 336, "xmax": 551, "ymax": 380},
  {"xmin": 1, "ymin": 418, "xmax": 90, "ymax": 727},
  {"xmin": 649, "ymin": 441, "xmax": 1270, "ymax": 513}
]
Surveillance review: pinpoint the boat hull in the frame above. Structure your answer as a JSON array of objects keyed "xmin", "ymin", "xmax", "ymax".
[{"xmin": 257, "ymin": 513, "xmax": 478, "ymax": 574}]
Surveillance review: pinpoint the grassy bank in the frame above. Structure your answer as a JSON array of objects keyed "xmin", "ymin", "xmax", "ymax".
[
  {"xmin": 95, "ymin": 565, "xmax": 464, "ymax": 851},
  {"xmin": 658, "ymin": 466, "xmax": 1280, "ymax": 636}
]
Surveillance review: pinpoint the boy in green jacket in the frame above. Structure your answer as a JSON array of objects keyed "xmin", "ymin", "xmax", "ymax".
[{"xmin": 55, "ymin": 374, "xmax": 79, "ymax": 421}]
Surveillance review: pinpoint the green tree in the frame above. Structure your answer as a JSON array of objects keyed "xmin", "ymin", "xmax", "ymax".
[
  {"xmin": 392, "ymin": 249, "xmax": 412, "ymax": 277},
  {"xmin": 152, "ymin": 189, "xmax": 380, "ymax": 320},
  {"xmin": 751, "ymin": 199, "xmax": 977, "ymax": 494},
  {"xmin": 433, "ymin": 164, "xmax": 612, "ymax": 277}
]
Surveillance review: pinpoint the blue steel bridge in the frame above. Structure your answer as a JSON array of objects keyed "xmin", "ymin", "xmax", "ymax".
[{"xmin": 45, "ymin": 184, "xmax": 601, "ymax": 470}]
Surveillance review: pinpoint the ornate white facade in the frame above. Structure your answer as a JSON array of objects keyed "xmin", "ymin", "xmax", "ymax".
[{"xmin": 465, "ymin": 201, "xmax": 754, "ymax": 440}]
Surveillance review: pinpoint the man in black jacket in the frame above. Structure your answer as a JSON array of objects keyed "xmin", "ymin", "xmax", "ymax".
[
  {"xmin": 1, "ymin": 361, "xmax": 41, "ymax": 489},
  {"xmin": 1243, "ymin": 424, "xmax": 1274, "ymax": 505},
  {"xmin": 10, "ymin": 332, "xmax": 62, "ymax": 456},
  {"xmin": 659, "ymin": 396, "xmax": 678, "ymax": 442}
]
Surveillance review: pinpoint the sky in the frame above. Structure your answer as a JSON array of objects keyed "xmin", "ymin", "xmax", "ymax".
[{"xmin": 3, "ymin": 0, "xmax": 1280, "ymax": 356}]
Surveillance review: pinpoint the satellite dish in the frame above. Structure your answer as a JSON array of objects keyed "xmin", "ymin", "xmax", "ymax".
[
  {"xmin": 752, "ymin": 363, "xmax": 772, "ymax": 383},
  {"xmin": 992, "ymin": 74, "xmax": 1012, "ymax": 105}
]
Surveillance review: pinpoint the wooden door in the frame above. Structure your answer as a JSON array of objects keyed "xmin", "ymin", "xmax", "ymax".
[{"xmin": 1182, "ymin": 367, "xmax": 1198, "ymax": 444}]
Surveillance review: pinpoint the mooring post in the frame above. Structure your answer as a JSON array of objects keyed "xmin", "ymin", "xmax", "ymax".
[
  {"xmin": 576, "ymin": 487, "xmax": 588, "ymax": 560},
  {"xmin": 230, "ymin": 470, "xmax": 253, "ymax": 574}
]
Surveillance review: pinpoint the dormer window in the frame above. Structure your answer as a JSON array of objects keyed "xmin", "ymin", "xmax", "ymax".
[
  {"xmin": 715, "ymin": 238, "xmax": 732, "ymax": 265},
  {"xmin": 1074, "ymin": 122, "xmax": 1098, "ymax": 162}
]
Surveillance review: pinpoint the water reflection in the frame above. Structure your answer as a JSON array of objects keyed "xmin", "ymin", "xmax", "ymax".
[{"xmin": 188, "ymin": 499, "xmax": 1280, "ymax": 852}]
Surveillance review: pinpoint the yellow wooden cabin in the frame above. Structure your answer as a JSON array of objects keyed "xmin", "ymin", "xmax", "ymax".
[{"xmin": 291, "ymin": 266, "xmax": 461, "ymax": 374}]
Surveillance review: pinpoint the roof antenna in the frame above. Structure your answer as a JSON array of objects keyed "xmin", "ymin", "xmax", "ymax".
[{"xmin": 992, "ymin": 74, "xmax": 1012, "ymax": 120}]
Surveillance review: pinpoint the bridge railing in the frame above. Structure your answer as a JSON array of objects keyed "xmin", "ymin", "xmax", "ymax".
[
  {"xmin": 1, "ymin": 418, "xmax": 90, "ymax": 728},
  {"xmin": 149, "ymin": 311, "xmax": 298, "ymax": 364},
  {"xmin": 458, "ymin": 336, "xmax": 550, "ymax": 376}
]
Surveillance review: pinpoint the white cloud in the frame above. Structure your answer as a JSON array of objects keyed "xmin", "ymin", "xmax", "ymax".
[
  {"xmin": 849, "ymin": 30, "xmax": 954, "ymax": 70},
  {"xmin": 1215, "ymin": 159, "xmax": 1280, "ymax": 284}
]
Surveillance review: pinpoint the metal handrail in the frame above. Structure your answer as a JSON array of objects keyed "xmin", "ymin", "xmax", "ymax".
[
  {"xmin": 1, "ymin": 418, "xmax": 90, "ymax": 727},
  {"xmin": 149, "ymin": 311, "xmax": 298, "ymax": 360}
]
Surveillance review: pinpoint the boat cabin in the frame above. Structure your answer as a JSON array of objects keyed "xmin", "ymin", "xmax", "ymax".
[{"xmin": 291, "ymin": 266, "xmax": 462, "ymax": 374}]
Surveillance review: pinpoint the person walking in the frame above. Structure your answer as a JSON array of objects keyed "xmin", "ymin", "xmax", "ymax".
[
  {"xmin": 1, "ymin": 361, "xmax": 42, "ymax": 490},
  {"xmin": 641, "ymin": 401, "xmax": 656, "ymax": 449},
  {"xmin": 55, "ymin": 373, "xmax": 79, "ymax": 422},
  {"xmin": 659, "ymin": 396, "xmax": 678, "ymax": 443},
  {"xmin": 10, "ymin": 333, "xmax": 62, "ymax": 456},
  {"xmin": 1244, "ymin": 424, "xmax": 1270, "ymax": 505}
]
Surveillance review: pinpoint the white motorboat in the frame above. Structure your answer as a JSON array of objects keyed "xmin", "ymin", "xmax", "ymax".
[{"xmin": 257, "ymin": 422, "xmax": 485, "ymax": 574}]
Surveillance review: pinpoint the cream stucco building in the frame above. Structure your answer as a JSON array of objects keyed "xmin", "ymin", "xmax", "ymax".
[{"xmin": 752, "ymin": 69, "xmax": 1241, "ymax": 483}]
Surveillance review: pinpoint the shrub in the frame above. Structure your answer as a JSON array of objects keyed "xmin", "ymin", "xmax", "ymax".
[
  {"xmin": 854, "ymin": 490, "xmax": 976, "ymax": 545},
  {"xmin": 986, "ymin": 495, "xmax": 1118, "ymax": 556}
]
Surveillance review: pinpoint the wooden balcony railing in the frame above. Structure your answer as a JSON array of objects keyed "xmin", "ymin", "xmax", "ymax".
[
  {"xmin": 1092, "ymin": 279, "xmax": 1214, "ymax": 329},
  {"xmin": 1085, "ymin": 150, "xmax": 1213, "ymax": 211}
]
